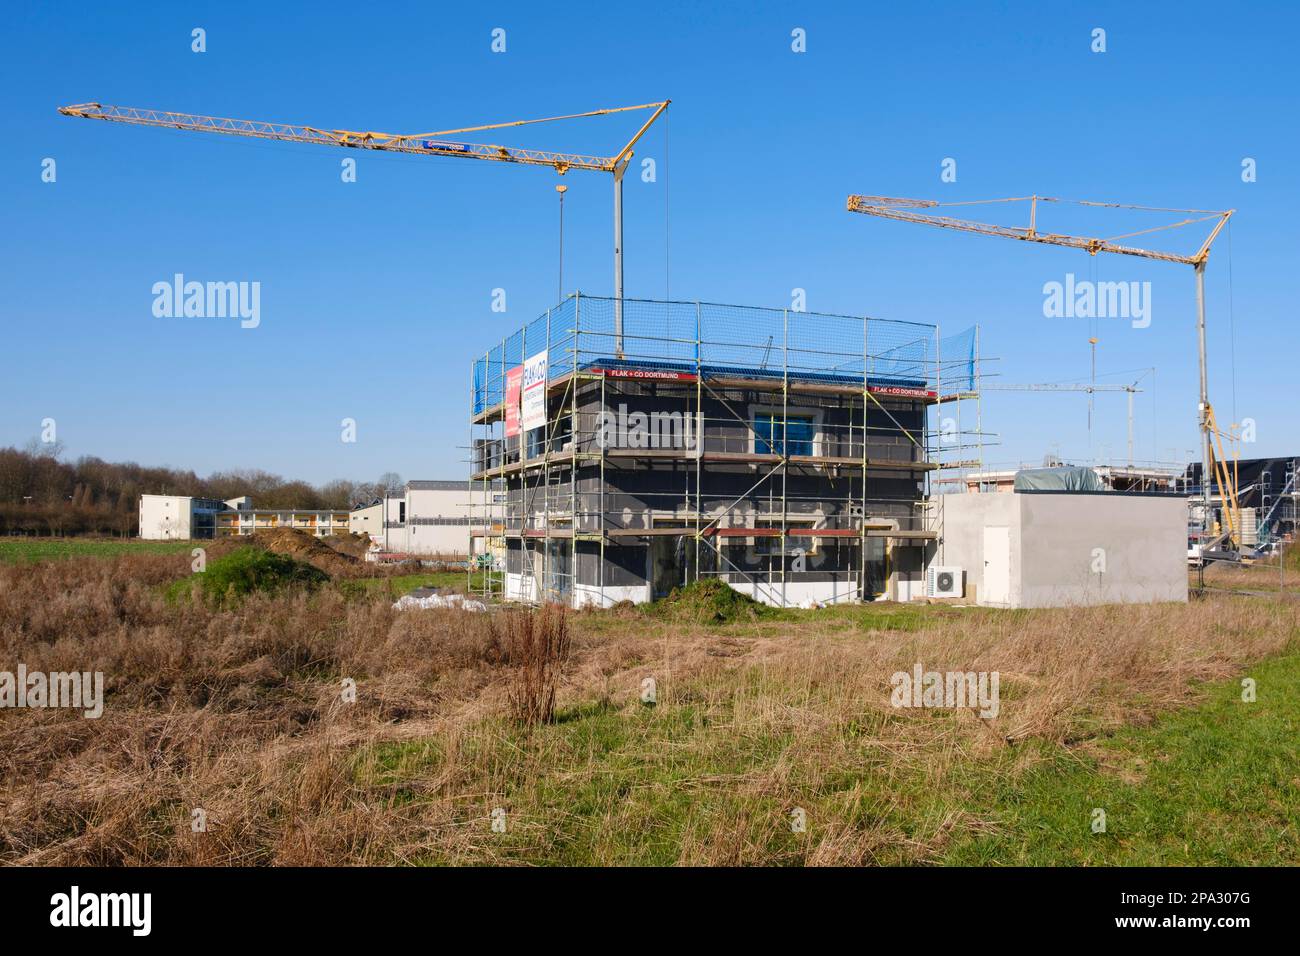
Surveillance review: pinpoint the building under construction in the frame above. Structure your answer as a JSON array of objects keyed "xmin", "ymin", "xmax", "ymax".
[
  {"xmin": 469, "ymin": 295, "xmax": 977, "ymax": 607},
  {"xmin": 1186, "ymin": 455, "xmax": 1300, "ymax": 552}
]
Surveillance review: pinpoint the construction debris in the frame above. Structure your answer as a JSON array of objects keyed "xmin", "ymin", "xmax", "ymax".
[{"xmin": 392, "ymin": 589, "xmax": 487, "ymax": 612}]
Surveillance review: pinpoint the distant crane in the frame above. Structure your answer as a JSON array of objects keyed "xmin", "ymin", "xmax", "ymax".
[
  {"xmin": 983, "ymin": 374, "xmax": 1148, "ymax": 464},
  {"xmin": 846, "ymin": 193, "xmax": 1235, "ymax": 544},
  {"xmin": 59, "ymin": 99, "xmax": 671, "ymax": 356}
]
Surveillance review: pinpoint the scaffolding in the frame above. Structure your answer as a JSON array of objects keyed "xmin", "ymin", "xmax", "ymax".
[{"xmin": 469, "ymin": 294, "xmax": 980, "ymax": 607}]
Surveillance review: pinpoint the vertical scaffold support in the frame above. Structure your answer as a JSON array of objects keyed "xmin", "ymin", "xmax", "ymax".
[
  {"xmin": 781, "ymin": 307, "xmax": 789, "ymax": 608},
  {"xmin": 860, "ymin": 314, "xmax": 869, "ymax": 602},
  {"xmin": 693, "ymin": 300, "xmax": 703, "ymax": 590}
]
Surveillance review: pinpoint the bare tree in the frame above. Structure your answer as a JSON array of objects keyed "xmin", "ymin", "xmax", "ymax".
[{"xmin": 319, "ymin": 479, "xmax": 358, "ymax": 509}]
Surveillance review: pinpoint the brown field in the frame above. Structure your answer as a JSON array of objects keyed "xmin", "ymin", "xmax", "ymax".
[{"xmin": 1, "ymin": 548, "xmax": 1297, "ymax": 866}]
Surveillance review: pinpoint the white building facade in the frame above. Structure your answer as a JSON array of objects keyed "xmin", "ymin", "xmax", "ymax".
[
  {"xmin": 138, "ymin": 495, "xmax": 228, "ymax": 539},
  {"xmin": 353, "ymin": 481, "xmax": 486, "ymax": 558}
]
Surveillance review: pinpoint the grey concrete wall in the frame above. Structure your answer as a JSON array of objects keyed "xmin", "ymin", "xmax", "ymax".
[
  {"xmin": 404, "ymin": 486, "xmax": 472, "ymax": 556},
  {"xmin": 1018, "ymin": 493, "xmax": 1187, "ymax": 607},
  {"xmin": 938, "ymin": 492, "xmax": 1188, "ymax": 608}
]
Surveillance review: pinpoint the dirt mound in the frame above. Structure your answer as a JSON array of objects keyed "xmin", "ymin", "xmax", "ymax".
[
  {"xmin": 321, "ymin": 531, "xmax": 372, "ymax": 560},
  {"xmin": 252, "ymin": 528, "xmax": 359, "ymax": 576}
]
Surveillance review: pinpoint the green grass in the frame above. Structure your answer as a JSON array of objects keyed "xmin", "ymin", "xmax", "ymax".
[
  {"xmin": 338, "ymin": 570, "xmax": 488, "ymax": 598},
  {"xmin": 814, "ymin": 600, "xmax": 946, "ymax": 633},
  {"xmin": 351, "ymin": 642, "xmax": 1300, "ymax": 866},
  {"xmin": 0, "ymin": 537, "xmax": 197, "ymax": 563},
  {"xmin": 359, "ymin": 702, "xmax": 805, "ymax": 865},
  {"xmin": 941, "ymin": 651, "xmax": 1300, "ymax": 865}
]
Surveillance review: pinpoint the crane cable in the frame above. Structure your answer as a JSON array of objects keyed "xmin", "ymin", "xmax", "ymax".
[
  {"xmin": 1227, "ymin": 219, "xmax": 1237, "ymax": 428},
  {"xmin": 664, "ymin": 107, "xmax": 671, "ymax": 304}
]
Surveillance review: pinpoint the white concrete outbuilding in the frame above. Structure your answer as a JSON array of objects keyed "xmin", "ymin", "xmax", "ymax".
[{"xmin": 934, "ymin": 491, "xmax": 1189, "ymax": 608}]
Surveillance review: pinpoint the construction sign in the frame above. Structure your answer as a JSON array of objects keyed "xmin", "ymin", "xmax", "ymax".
[
  {"xmin": 589, "ymin": 367, "xmax": 697, "ymax": 382},
  {"xmin": 504, "ymin": 366, "xmax": 523, "ymax": 437},
  {"xmin": 521, "ymin": 350, "xmax": 548, "ymax": 432},
  {"xmin": 868, "ymin": 384, "xmax": 935, "ymax": 399}
]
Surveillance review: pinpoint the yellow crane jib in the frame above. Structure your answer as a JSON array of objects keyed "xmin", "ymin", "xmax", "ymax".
[
  {"xmin": 59, "ymin": 98, "xmax": 671, "ymax": 358},
  {"xmin": 845, "ymin": 191, "xmax": 1238, "ymax": 554},
  {"xmin": 846, "ymin": 194, "xmax": 1233, "ymax": 266},
  {"xmin": 57, "ymin": 100, "xmax": 670, "ymax": 175}
]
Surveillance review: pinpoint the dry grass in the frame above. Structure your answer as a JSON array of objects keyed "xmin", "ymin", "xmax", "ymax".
[{"xmin": 0, "ymin": 552, "xmax": 1295, "ymax": 865}]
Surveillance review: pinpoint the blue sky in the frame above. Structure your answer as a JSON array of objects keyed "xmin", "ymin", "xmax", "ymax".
[{"xmin": 2, "ymin": 1, "xmax": 1295, "ymax": 484}]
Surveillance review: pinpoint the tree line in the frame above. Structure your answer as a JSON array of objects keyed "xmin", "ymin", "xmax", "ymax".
[{"xmin": 0, "ymin": 442, "xmax": 404, "ymax": 537}]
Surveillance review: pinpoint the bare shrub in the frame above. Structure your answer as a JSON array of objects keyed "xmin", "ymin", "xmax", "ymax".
[{"xmin": 501, "ymin": 604, "xmax": 571, "ymax": 725}]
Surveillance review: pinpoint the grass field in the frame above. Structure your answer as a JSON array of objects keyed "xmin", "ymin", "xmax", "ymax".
[
  {"xmin": 345, "ymin": 598, "xmax": 1298, "ymax": 866},
  {"xmin": 1, "ymin": 545, "xmax": 1296, "ymax": 866},
  {"xmin": 0, "ymin": 537, "xmax": 197, "ymax": 563},
  {"xmin": 0, "ymin": 536, "xmax": 473, "ymax": 594},
  {"xmin": 941, "ymin": 651, "xmax": 1300, "ymax": 865},
  {"xmin": 1199, "ymin": 547, "xmax": 1300, "ymax": 595},
  {"xmin": 353, "ymin": 648, "xmax": 1300, "ymax": 866},
  {"xmin": 342, "ymin": 570, "xmax": 485, "ymax": 596}
]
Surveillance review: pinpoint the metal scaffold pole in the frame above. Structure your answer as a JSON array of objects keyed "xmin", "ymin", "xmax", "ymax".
[
  {"xmin": 599, "ymin": 366, "xmax": 606, "ymax": 607},
  {"xmin": 467, "ymin": 361, "xmax": 475, "ymax": 595},
  {"xmin": 976, "ymin": 326, "xmax": 983, "ymax": 479},
  {"xmin": 861, "ymin": 315, "xmax": 869, "ymax": 601},
  {"xmin": 781, "ymin": 307, "xmax": 789, "ymax": 608},
  {"xmin": 569, "ymin": 305, "xmax": 578, "ymax": 607},
  {"xmin": 543, "ymin": 307, "xmax": 553, "ymax": 602},
  {"xmin": 500, "ymin": 334, "xmax": 508, "ymax": 600},
  {"xmin": 614, "ymin": 163, "xmax": 626, "ymax": 358},
  {"xmin": 693, "ymin": 301, "xmax": 702, "ymax": 587},
  {"xmin": 934, "ymin": 327, "xmax": 942, "ymax": 498}
]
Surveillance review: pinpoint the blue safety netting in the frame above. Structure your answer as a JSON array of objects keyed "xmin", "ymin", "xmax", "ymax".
[
  {"xmin": 939, "ymin": 326, "xmax": 977, "ymax": 393},
  {"xmin": 472, "ymin": 295, "xmax": 977, "ymax": 414}
]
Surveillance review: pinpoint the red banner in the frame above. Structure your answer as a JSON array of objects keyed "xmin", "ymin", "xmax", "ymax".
[
  {"xmin": 868, "ymin": 384, "xmax": 935, "ymax": 399},
  {"xmin": 590, "ymin": 367, "xmax": 698, "ymax": 382},
  {"xmin": 504, "ymin": 366, "xmax": 523, "ymax": 437}
]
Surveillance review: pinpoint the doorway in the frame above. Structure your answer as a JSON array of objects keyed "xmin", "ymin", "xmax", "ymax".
[
  {"xmin": 648, "ymin": 534, "xmax": 687, "ymax": 600},
  {"xmin": 982, "ymin": 526, "xmax": 1011, "ymax": 605}
]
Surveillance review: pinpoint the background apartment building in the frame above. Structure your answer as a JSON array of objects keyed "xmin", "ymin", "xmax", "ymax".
[
  {"xmin": 139, "ymin": 495, "xmax": 350, "ymax": 540},
  {"xmin": 351, "ymin": 480, "xmax": 486, "ymax": 558}
]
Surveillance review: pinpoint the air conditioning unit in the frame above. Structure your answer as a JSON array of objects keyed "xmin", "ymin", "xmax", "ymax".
[{"xmin": 926, "ymin": 565, "xmax": 964, "ymax": 598}]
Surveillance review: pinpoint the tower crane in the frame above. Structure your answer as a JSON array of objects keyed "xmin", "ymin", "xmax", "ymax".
[
  {"xmin": 59, "ymin": 99, "xmax": 671, "ymax": 355},
  {"xmin": 846, "ymin": 193, "xmax": 1235, "ymax": 546},
  {"xmin": 983, "ymin": 378, "xmax": 1145, "ymax": 464}
]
